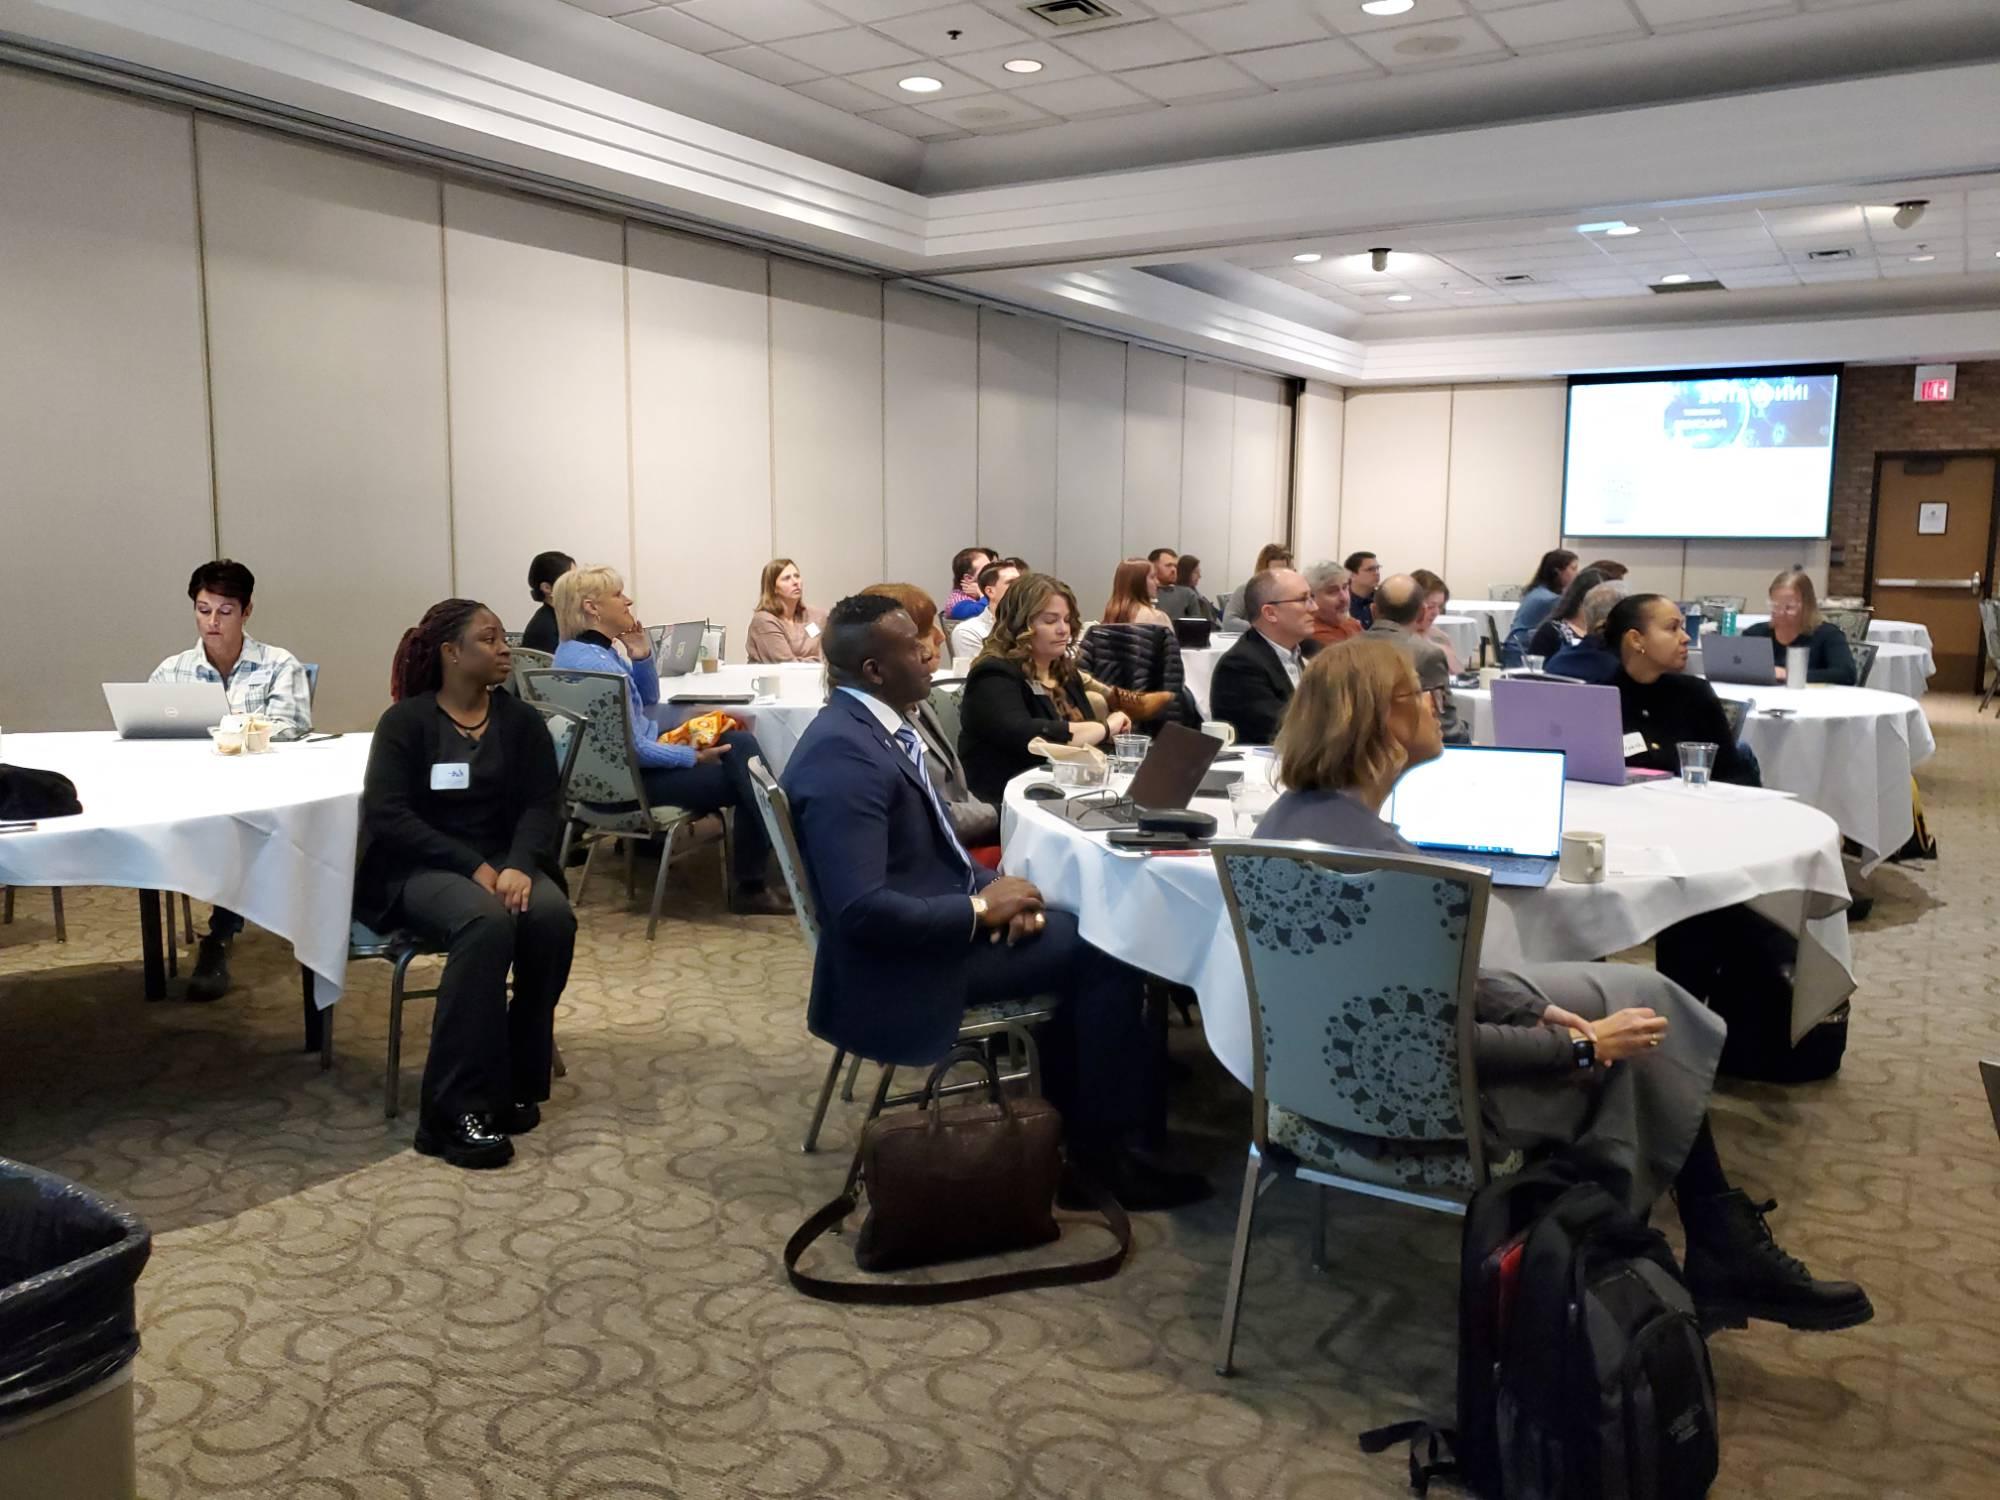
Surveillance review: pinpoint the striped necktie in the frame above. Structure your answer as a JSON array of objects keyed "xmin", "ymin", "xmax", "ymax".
[{"xmin": 894, "ymin": 725, "xmax": 976, "ymax": 888}]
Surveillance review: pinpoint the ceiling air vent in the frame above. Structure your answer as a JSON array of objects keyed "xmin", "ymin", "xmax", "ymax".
[
  {"xmin": 1805, "ymin": 248, "xmax": 1855, "ymax": 262},
  {"xmin": 1495, "ymin": 273, "xmax": 1538, "ymax": 285},
  {"xmin": 1024, "ymin": 0, "xmax": 1121, "ymax": 25},
  {"xmin": 1650, "ymin": 279, "xmax": 1725, "ymax": 294}
]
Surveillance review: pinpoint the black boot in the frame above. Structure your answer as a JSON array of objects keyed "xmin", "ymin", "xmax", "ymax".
[
  {"xmin": 186, "ymin": 934, "xmax": 232, "ymax": 1002},
  {"xmin": 414, "ymin": 1113, "xmax": 514, "ymax": 1169},
  {"xmin": 1063, "ymin": 1141, "xmax": 1213, "ymax": 1213},
  {"xmin": 1681, "ymin": 1190, "xmax": 1873, "ymax": 1333}
]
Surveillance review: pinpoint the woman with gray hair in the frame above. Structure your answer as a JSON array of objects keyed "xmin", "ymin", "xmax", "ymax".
[{"xmin": 1303, "ymin": 560, "xmax": 1363, "ymax": 645}]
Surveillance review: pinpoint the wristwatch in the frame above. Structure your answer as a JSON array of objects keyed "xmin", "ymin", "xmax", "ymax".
[
  {"xmin": 969, "ymin": 894, "xmax": 989, "ymax": 937},
  {"xmin": 1571, "ymin": 1035, "xmax": 1597, "ymax": 1070}
]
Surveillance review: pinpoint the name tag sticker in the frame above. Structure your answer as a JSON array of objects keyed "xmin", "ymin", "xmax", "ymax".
[
  {"xmin": 1622, "ymin": 732, "xmax": 1648, "ymax": 759},
  {"xmin": 805, "ymin": 622, "xmax": 821, "ymax": 638},
  {"xmin": 431, "ymin": 763, "xmax": 471, "ymax": 791}
]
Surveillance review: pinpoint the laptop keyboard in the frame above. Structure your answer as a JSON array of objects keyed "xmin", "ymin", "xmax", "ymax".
[{"xmin": 1464, "ymin": 853, "xmax": 1554, "ymax": 878}]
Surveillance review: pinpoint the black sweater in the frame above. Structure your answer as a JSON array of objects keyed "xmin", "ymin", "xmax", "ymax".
[
  {"xmin": 957, "ymin": 657, "xmax": 1096, "ymax": 806},
  {"xmin": 1740, "ymin": 620, "xmax": 1858, "ymax": 685},
  {"xmin": 353, "ymin": 688, "xmax": 564, "ymax": 926},
  {"xmin": 1611, "ymin": 669, "xmax": 1755, "ymax": 786}
]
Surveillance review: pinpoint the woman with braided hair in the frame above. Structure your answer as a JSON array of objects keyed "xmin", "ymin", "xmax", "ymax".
[{"xmin": 355, "ymin": 599, "xmax": 576, "ymax": 1169}]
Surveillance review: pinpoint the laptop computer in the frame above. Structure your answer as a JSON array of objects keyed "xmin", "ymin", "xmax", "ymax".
[
  {"xmin": 1058, "ymin": 721, "xmax": 1224, "ymax": 831},
  {"xmin": 1384, "ymin": 745, "xmax": 1566, "ymax": 887},
  {"xmin": 103, "ymin": 682, "xmax": 230, "ymax": 739},
  {"xmin": 1703, "ymin": 635, "xmax": 1778, "ymax": 686},
  {"xmin": 658, "ymin": 621, "xmax": 706, "ymax": 677},
  {"xmin": 1173, "ymin": 617, "xmax": 1213, "ymax": 650},
  {"xmin": 1492, "ymin": 678, "xmax": 1662, "ymax": 787}
]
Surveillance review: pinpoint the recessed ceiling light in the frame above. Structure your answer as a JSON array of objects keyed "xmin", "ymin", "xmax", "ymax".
[
  {"xmin": 1658, "ymin": 273, "xmax": 1693, "ymax": 285},
  {"xmin": 1002, "ymin": 58, "xmax": 1043, "ymax": 74},
  {"xmin": 898, "ymin": 76, "xmax": 943, "ymax": 93},
  {"xmin": 1292, "ymin": 252, "xmax": 1322, "ymax": 263},
  {"xmin": 1361, "ymin": 0, "xmax": 1416, "ymax": 14},
  {"xmin": 1387, "ymin": 294, "xmax": 1413, "ymax": 302},
  {"xmin": 1577, "ymin": 220, "xmax": 1639, "ymax": 236},
  {"xmin": 1907, "ymin": 251, "xmax": 1936, "ymax": 263},
  {"xmin": 1607, "ymin": 225, "xmax": 1642, "ymax": 237}
]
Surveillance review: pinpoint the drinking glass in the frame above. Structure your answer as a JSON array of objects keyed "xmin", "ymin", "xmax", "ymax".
[
  {"xmin": 1522, "ymin": 655, "xmax": 1546, "ymax": 675},
  {"xmin": 1111, "ymin": 732, "xmax": 1149, "ymax": 795},
  {"xmin": 1227, "ymin": 778, "xmax": 1276, "ymax": 835},
  {"xmin": 1677, "ymin": 741, "xmax": 1718, "ymax": 787}
]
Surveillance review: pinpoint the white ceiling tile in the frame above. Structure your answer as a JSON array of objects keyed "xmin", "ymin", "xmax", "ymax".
[
  {"xmin": 561, "ymin": 0, "xmax": 659, "ymax": 17},
  {"xmin": 1141, "ymin": 0, "xmax": 1254, "ymax": 13},
  {"xmin": 949, "ymin": 41, "xmax": 1096, "ymax": 89},
  {"xmin": 846, "ymin": 59, "xmax": 985, "ymax": 100},
  {"xmin": 1347, "ymin": 16, "xmax": 1510, "ymax": 69},
  {"xmin": 710, "ymin": 44, "xmax": 826, "ymax": 82},
  {"xmin": 1698, "ymin": 249, "xmax": 1788, "ymax": 268},
  {"xmin": 817, "ymin": 0, "xmax": 964, "ymax": 20},
  {"xmin": 674, "ymin": 0, "xmax": 848, "ymax": 43},
  {"xmin": 1174, "ymin": 0, "xmax": 1330, "ymax": 53},
  {"xmin": 1232, "ymin": 36, "xmax": 1378, "ymax": 84},
  {"xmin": 871, "ymin": 2, "xmax": 1034, "ymax": 54},
  {"xmin": 859, "ymin": 104, "xmax": 971, "ymax": 137},
  {"xmin": 767, "ymin": 26, "xmax": 923, "ymax": 70},
  {"xmin": 1055, "ymin": 20, "xmax": 1211, "ymax": 70},
  {"xmin": 1628, "ymin": 0, "xmax": 1797, "ymax": 28},
  {"xmin": 1010, "ymin": 73, "xmax": 1158, "ymax": 115},
  {"xmin": 915, "ymin": 91, "xmax": 1059, "ymax": 130},
  {"xmin": 1670, "ymin": 227, "xmax": 1777, "ymax": 249},
  {"xmin": 1663, "ymin": 209, "xmax": 1767, "ymax": 231},
  {"xmin": 1479, "ymin": 0, "xmax": 1646, "ymax": 49},
  {"xmin": 791, "ymin": 74, "xmax": 901, "ymax": 110},
  {"xmin": 1314, "ymin": 0, "xmax": 1468, "ymax": 35},
  {"xmin": 1761, "ymin": 204, "xmax": 1865, "ymax": 235},
  {"xmin": 1124, "ymin": 56, "xmax": 1269, "ymax": 100},
  {"xmin": 616, "ymin": 6, "xmax": 738, "ymax": 50}
]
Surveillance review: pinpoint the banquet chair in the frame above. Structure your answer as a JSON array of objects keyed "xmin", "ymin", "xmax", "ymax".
[
  {"xmin": 1823, "ymin": 608, "xmax": 1873, "ymax": 649},
  {"xmin": 504, "ymin": 631, "xmax": 524, "ymax": 646},
  {"xmin": 1209, "ymin": 841, "xmax": 1518, "ymax": 1376},
  {"xmin": 1483, "ymin": 614, "xmax": 1505, "ymax": 669},
  {"xmin": 0, "ymin": 887, "xmax": 66, "ymax": 942},
  {"xmin": 1487, "ymin": 584, "xmax": 1523, "ymax": 602},
  {"xmin": 355, "ymin": 701, "xmax": 585, "ymax": 1116},
  {"xmin": 1719, "ymin": 698, "xmax": 1750, "ymax": 741},
  {"xmin": 303, "ymin": 663, "xmax": 320, "ymax": 704},
  {"xmin": 1853, "ymin": 641, "xmax": 1880, "ymax": 688},
  {"xmin": 744, "ymin": 756, "xmax": 1054, "ymax": 1156},
  {"xmin": 1977, "ymin": 600, "xmax": 2000, "ymax": 714},
  {"xmin": 507, "ymin": 647, "xmax": 552, "ymax": 699},
  {"xmin": 517, "ymin": 668, "xmax": 714, "ymax": 940}
]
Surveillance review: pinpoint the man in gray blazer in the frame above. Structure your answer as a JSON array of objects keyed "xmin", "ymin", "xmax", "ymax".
[{"xmin": 1366, "ymin": 573, "xmax": 1470, "ymax": 744}]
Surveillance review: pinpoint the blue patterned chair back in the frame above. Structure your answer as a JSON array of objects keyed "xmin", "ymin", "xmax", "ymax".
[
  {"xmin": 518, "ymin": 670, "xmax": 647, "ymax": 810},
  {"xmin": 528, "ymin": 701, "xmax": 586, "ymax": 804},
  {"xmin": 1852, "ymin": 640, "xmax": 1879, "ymax": 686},
  {"xmin": 747, "ymin": 756, "xmax": 821, "ymax": 954},
  {"xmin": 1823, "ymin": 606, "xmax": 1872, "ymax": 648},
  {"xmin": 1215, "ymin": 842, "xmax": 1492, "ymax": 1179}
]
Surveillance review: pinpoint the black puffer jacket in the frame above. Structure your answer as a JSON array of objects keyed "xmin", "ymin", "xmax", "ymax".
[{"xmin": 1078, "ymin": 623, "xmax": 1197, "ymax": 726}]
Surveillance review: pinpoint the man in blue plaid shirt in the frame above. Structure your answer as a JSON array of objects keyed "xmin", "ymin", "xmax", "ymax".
[{"xmin": 148, "ymin": 559, "xmax": 314, "ymax": 998}]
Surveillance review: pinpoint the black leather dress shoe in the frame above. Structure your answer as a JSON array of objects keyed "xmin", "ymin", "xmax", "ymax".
[
  {"xmin": 728, "ymin": 885, "xmax": 793, "ymax": 916},
  {"xmin": 185, "ymin": 935, "xmax": 231, "ymax": 1002},
  {"xmin": 1063, "ymin": 1145, "xmax": 1213, "ymax": 1213},
  {"xmin": 414, "ymin": 1113, "xmax": 514, "ymax": 1169},
  {"xmin": 498, "ymin": 1102, "xmax": 541, "ymax": 1135}
]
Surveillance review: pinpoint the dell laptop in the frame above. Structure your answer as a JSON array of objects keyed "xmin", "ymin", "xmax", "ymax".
[
  {"xmin": 1059, "ymin": 720, "xmax": 1225, "ymax": 831},
  {"xmin": 657, "ymin": 621, "xmax": 707, "ymax": 677},
  {"xmin": 1384, "ymin": 745, "xmax": 1566, "ymax": 888},
  {"xmin": 1702, "ymin": 635, "xmax": 1779, "ymax": 687},
  {"xmin": 103, "ymin": 682, "xmax": 230, "ymax": 739},
  {"xmin": 1492, "ymin": 678, "xmax": 1663, "ymax": 787}
]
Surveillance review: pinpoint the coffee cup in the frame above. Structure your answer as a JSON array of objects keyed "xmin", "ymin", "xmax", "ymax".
[
  {"xmin": 1559, "ymin": 830, "xmax": 1606, "ymax": 884},
  {"xmin": 753, "ymin": 674, "xmax": 781, "ymax": 699},
  {"xmin": 243, "ymin": 715, "xmax": 273, "ymax": 754},
  {"xmin": 209, "ymin": 718, "xmax": 246, "ymax": 756},
  {"xmin": 1477, "ymin": 666, "xmax": 1501, "ymax": 691},
  {"xmin": 1199, "ymin": 721, "xmax": 1237, "ymax": 747},
  {"xmin": 699, "ymin": 656, "xmax": 719, "ymax": 674}
]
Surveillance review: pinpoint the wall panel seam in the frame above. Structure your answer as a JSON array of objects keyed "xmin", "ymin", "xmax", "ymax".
[
  {"xmin": 1441, "ymin": 386, "xmax": 1455, "ymax": 580},
  {"xmin": 622, "ymin": 221, "xmax": 638, "ymax": 596},
  {"xmin": 188, "ymin": 110, "xmax": 222, "ymax": 557},
  {"xmin": 437, "ymin": 176, "xmax": 459, "ymax": 595}
]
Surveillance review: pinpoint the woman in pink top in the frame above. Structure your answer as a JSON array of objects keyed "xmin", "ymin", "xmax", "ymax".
[{"xmin": 746, "ymin": 558, "xmax": 828, "ymax": 663}]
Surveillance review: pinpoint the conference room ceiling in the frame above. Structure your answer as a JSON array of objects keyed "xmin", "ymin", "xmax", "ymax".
[{"xmin": 367, "ymin": 0, "xmax": 2000, "ymax": 191}]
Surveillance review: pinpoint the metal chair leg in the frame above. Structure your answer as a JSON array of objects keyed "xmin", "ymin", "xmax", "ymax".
[
  {"xmin": 51, "ymin": 888, "xmax": 66, "ymax": 943},
  {"xmin": 804, "ymin": 1048, "xmax": 846, "ymax": 1153},
  {"xmin": 384, "ymin": 949, "xmax": 417, "ymax": 1119},
  {"xmin": 1309, "ymin": 1184, "xmax": 1329, "ymax": 1272},
  {"xmin": 625, "ymin": 839, "xmax": 637, "ymax": 902},
  {"xmin": 1215, "ymin": 1153, "xmax": 1270, "ymax": 1377},
  {"xmin": 843, "ymin": 1065, "xmax": 896, "ymax": 1198},
  {"xmin": 840, "ymin": 1052, "xmax": 863, "ymax": 1102},
  {"xmin": 577, "ymin": 836, "xmax": 604, "ymax": 905},
  {"xmin": 646, "ymin": 825, "xmax": 679, "ymax": 942}
]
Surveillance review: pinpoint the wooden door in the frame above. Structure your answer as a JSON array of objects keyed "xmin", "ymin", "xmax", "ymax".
[{"xmin": 1870, "ymin": 454, "xmax": 1997, "ymax": 692}]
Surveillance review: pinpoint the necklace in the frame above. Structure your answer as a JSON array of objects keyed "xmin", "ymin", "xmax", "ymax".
[{"xmin": 440, "ymin": 700, "xmax": 490, "ymax": 740}]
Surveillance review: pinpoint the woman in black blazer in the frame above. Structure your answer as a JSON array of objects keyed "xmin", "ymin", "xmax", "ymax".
[
  {"xmin": 356, "ymin": 598, "xmax": 576, "ymax": 1170},
  {"xmin": 1604, "ymin": 594, "xmax": 1757, "ymax": 785},
  {"xmin": 957, "ymin": 573, "xmax": 1172, "ymax": 806}
]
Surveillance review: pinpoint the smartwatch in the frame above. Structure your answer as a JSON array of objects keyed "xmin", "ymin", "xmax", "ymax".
[{"xmin": 1571, "ymin": 1035, "xmax": 1597, "ymax": 1070}]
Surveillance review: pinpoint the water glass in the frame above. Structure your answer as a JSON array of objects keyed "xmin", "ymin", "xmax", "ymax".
[
  {"xmin": 1227, "ymin": 778, "xmax": 1276, "ymax": 835},
  {"xmin": 1111, "ymin": 732, "xmax": 1149, "ymax": 794},
  {"xmin": 1677, "ymin": 741, "xmax": 1718, "ymax": 787},
  {"xmin": 1522, "ymin": 655, "xmax": 1546, "ymax": 675}
]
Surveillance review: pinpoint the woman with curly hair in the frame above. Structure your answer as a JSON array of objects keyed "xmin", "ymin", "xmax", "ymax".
[{"xmin": 956, "ymin": 572, "xmax": 1173, "ymax": 805}]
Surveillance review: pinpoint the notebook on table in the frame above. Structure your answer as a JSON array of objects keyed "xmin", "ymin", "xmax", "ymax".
[
  {"xmin": 1384, "ymin": 745, "xmax": 1566, "ymax": 888},
  {"xmin": 103, "ymin": 682, "xmax": 230, "ymax": 739},
  {"xmin": 1058, "ymin": 721, "xmax": 1225, "ymax": 831},
  {"xmin": 1491, "ymin": 678, "xmax": 1667, "ymax": 787}
]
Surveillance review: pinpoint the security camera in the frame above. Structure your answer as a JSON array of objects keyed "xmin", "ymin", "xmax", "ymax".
[
  {"xmin": 1892, "ymin": 200, "xmax": 1929, "ymax": 231},
  {"xmin": 1369, "ymin": 247, "xmax": 1391, "ymax": 272}
]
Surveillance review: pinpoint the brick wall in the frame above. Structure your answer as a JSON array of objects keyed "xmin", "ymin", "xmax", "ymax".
[{"xmin": 1829, "ymin": 361, "xmax": 2000, "ymax": 596}]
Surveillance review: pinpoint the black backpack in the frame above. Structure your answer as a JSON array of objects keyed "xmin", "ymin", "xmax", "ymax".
[{"xmin": 1365, "ymin": 1162, "xmax": 1719, "ymax": 1499}]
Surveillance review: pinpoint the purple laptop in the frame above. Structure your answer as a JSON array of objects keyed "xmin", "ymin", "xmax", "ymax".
[{"xmin": 1492, "ymin": 678, "xmax": 1666, "ymax": 786}]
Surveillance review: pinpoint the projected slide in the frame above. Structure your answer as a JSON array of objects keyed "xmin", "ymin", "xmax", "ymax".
[{"xmin": 1562, "ymin": 369, "xmax": 1839, "ymax": 539}]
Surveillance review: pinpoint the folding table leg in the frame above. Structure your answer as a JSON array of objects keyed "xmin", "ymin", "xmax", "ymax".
[{"xmin": 138, "ymin": 891, "xmax": 166, "ymax": 1000}]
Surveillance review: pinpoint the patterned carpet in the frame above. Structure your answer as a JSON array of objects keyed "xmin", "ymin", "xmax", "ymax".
[{"xmin": 3, "ymin": 697, "xmax": 1997, "ymax": 1499}]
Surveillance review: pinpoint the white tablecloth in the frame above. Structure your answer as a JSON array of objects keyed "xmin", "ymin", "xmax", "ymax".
[
  {"xmin": 1180, "ymin": 641, "xmax": 1233, "ymax": 718},
  {"xmin": 1866, "ymin": 641, "xmax": 1934, "ymax": 699},
  {"xmin": 1445, "ymin": 599, "xmax": 1520, "ymax": 640},
  {"xmin": 1002, "ymin": 773, "xmax": 1853, "ymax": 1090},
  {"xmin": 1435, "ymin": 614, "xmax": 1482, "ymax": 665},
  {"xmin": 1735, "ymin": 616, "xmax": 1934, "ymax": 653},
  {"xmin": 0, "ymin": 732, "xmax": 371, "ymax": 1006},
  {"xmin": 1456, "ymin": 680, "xmax": 1935, "ymax": 871},
  {"xmin": 649, "ymin": 662, "xmax": 829, "ymax": 776}
]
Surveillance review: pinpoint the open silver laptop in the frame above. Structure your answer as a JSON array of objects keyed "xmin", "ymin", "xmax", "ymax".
[
  {"xmin": 1384, "ymin": 745, "xmax": 1566, "ymax": 888},
  {"xmin": 1703, "ymin": 635, "xmax": 1779, "ymax": 686},
  {"xmin": 659, "ymin": 621, "xmax": 706, "ymax": 677},
  {"xmin": 103, "ymin": 682, "xmax": 230, "ymax": 739}
]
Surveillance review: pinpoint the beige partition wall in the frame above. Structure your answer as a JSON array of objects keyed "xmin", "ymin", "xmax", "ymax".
[
  {"xmin": 0, "ymin": 71, "xmax": 214, "ymax": 731},
  {"xmin": 977, "ymin": 310, "xmax": 1060, "ymax": 571},
  {"xmin": 1340, "ymin": 387, "xmax": 1453, "ymax": 576},
  {"xmin": 1054, "ymin": 329, "xmax": 1127, "ymax": 601},
  {"xmin": 1179, "ymin": 362, "xmax": 1236, "ymax": 591},
  {"xmin": 770, "ymin": 262, "xmax": 885, "ymax": 610},
  {"xmin": 629, "ymin": 227, "xmax": 773, "ymax": 634},
  {"xmin": 1292, "ymin": 381, "xmax": 1344, "ymax": 568},
  {"xmin": 883, "ymin": 285, "xmax": 978, "ymax": 596},
  {"xmin": 197, "ymin": 121, "xmax": 454, "ymax": 732},
  {"xmin": 1444, "ymin": 383, "xmax": 1566, "ymax": 599},
  {"xmin": 443, "ymin": 185, "xmax": 631, "ymax": 623},
  {"xmin": 1230, "ymin": 372, "xmax": 1293, "ymax": 588},
  {"xmin": 1122, "ymin": 347, "xmax": 1187, "ymax": 559}
]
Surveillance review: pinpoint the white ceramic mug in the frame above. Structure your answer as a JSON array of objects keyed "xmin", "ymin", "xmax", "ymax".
[
  {"xmin": 1477, "ymin": 666, "xmax": 1502, "ymax": 691},
  {"xmin": 1559, "ymin": 830, "xmax": 1606, "ymax": 884},
  {"xmin": 753, "ymin": 674, "xmax": 781, "ymax": 699},
  {"xmin": 1199, "ymin": 720, "xmax": 1237, "ymax": 747}
]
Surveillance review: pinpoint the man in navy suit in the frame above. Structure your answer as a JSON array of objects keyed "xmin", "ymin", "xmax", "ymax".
[{"xmin": 782, "ymin": 593, "xmax": 1208, "ymax": 1210}]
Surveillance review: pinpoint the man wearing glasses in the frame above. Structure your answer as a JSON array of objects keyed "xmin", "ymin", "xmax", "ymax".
[
  {"xmin": 1208, "ymin": 567, "xmax": 1320, "ymax": 744},
  {"xmin": 1366, "ymin": 573, "xmax": 1470, "ymax": 744}
]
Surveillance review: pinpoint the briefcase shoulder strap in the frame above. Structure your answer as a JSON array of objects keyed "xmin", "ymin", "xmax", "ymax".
[{"xmin": 783, "ymin": 1167, "xmax": 1131, "ymax": 1306}]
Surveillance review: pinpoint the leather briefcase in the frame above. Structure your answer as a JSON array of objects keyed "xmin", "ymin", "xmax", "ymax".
[{"xmin": 784, "ymin": 1045, "xmax": 1129, "ymax": 1304}]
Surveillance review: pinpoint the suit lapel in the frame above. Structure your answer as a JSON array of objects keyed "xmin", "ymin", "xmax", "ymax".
[{"xmin": 834, "ymin": 689, "xmax": 933, "ymax": 800}]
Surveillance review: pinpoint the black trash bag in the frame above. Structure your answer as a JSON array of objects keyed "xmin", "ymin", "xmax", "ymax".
[
  {"xmin": 0, "ymin": 766, "xmax": 82, "ymax": 821},
  {"xmin": 0, "ymin": 1159, "xmax": 151, "ymax": 1421}
]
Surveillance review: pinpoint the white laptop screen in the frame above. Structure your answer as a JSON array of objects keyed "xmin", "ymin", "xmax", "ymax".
[{"xmin": 1386, "ymin": 746, "xmax": 1566, "ymax": 860}]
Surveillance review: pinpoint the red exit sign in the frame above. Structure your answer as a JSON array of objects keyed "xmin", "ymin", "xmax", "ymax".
[{"xmin": 1914, "ymin": 363, "xmax": 1956, "ymax": 402}]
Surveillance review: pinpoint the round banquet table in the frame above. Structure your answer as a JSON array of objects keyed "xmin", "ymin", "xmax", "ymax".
[
  {"xmin": 1865, "ymin": 641, "xmax": 1935, "ymax": 699},
  {"xmin": 1434, "ymin": 614, "xmax": 1482, "ymax": 665},
  {"xmin": 647, "ymin": 662, "xmax": 829, "ymax": 776},
  {"xmin": 1180, "ymin": 640, "xmax": 1232, "ymax": 717},
  {"xmin": 1454, "ymin": 680, "xmax": 1935, "ymax": 871},
  {"xmin": 0, "ymin": 731, "xmax": 371, "ymax": 1005},
  {"xmin": 1001, "ymin": 770, "xmax": 1853, "ymax": 1093},
  {"xmin": 1735, "ymin": 615, "xmax": 1934, "ymax": 652},
  {"xmin": 1443, "ymin": 599, "xmax": 1520, "ymax": 642}
]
